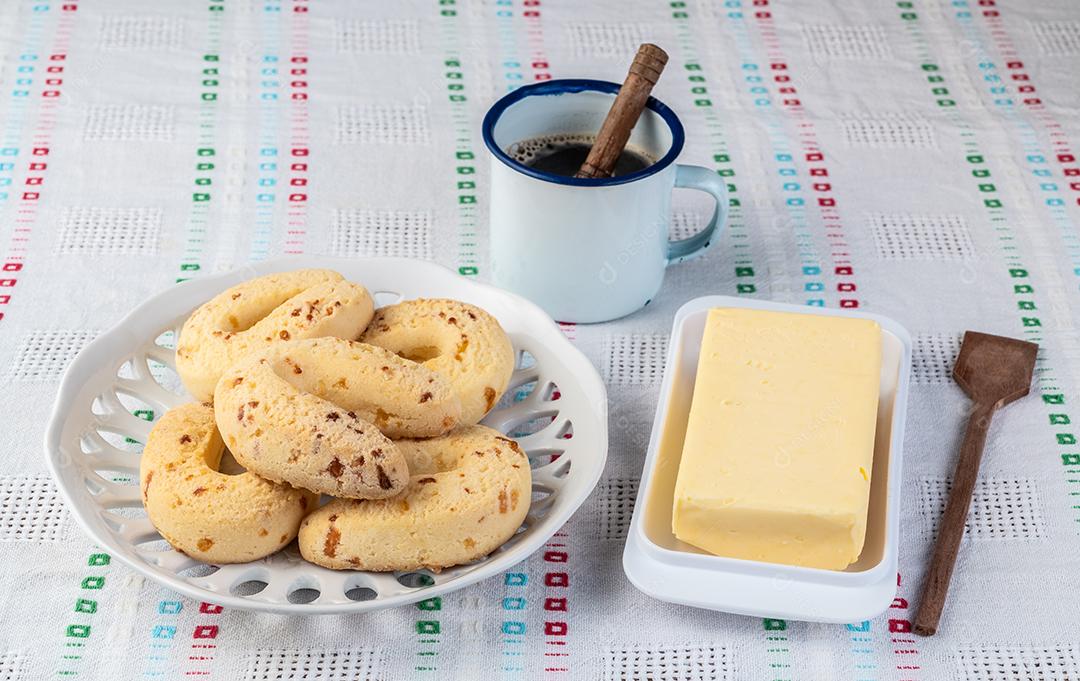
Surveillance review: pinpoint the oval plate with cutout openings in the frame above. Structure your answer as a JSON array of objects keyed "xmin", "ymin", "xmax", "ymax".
[{"xmin": 44, "ymin": 257, "xmax": 608, "ymax": 614}]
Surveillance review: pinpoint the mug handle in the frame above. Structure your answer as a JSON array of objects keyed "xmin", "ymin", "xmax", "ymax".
[{"xmin": 667, "ymin": 164, "xmax": 729, "ymax": 265}]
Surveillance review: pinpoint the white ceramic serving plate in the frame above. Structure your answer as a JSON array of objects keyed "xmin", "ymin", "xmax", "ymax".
[
  {"xmin": 623, "ymin": 295, "xmax": 911, "ymax": 623},
  {"xmin": 44, "ymin": 256, "xmax": 608, "ymax": 614}
]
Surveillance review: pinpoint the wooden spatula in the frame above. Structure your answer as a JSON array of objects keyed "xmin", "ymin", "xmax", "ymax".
[{"xmin": 913, "ymin": 331, "xmax": 1038, "ymax": 636}]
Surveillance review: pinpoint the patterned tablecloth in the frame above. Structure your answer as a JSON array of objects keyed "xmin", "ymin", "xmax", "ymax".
[{"xmin": 2, "ymin": 0, "xmax": 1080, "ymax": 678}]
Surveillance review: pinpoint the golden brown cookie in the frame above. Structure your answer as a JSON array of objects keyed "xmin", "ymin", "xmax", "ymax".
[
  {"xmin": 139, "ymin": 402, "xmax": 316, "ymax": 564},
  {"xmin": 176, "ymin": 269, "xmax": 374, "ymax": 402},
  {"xmin": 213, "ymin": 337, "xmax": 461, "ymax": 499},
  {"xmin": 361, "ymin": 299, "xmax": 515, "ymax": 424},
  {"xmin": 298, "ymin": 425, "xmax": 531, "ymax": 571}
]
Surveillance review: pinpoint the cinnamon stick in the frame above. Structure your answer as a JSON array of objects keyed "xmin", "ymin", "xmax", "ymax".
[{"xmin": 575, "ymin": 43, "xmax": 668, "ymax": 179}]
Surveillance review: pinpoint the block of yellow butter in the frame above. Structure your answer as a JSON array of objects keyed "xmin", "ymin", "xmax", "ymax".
[{"xmin": 672, "ymin": 307, "xmax": 882, "ymax": 570}]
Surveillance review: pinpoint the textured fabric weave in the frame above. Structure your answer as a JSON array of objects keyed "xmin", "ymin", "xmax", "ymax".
[{"xmin": 1, "ymin": 0, "xmax": 1079, "ymax": 678}]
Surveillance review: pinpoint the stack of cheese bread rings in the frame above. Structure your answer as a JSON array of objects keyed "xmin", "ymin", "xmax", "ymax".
[{"xmin": 139, "ymin": 269, "xmax": 530, "ymax": 573}]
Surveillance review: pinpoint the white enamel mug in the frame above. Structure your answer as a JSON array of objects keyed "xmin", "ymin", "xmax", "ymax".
[{"xmin": 483, "ymin": 79, "xmax": 728, "ymax": 323}]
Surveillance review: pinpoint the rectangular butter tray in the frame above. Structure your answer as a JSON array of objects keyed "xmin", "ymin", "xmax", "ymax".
[{"xmin": 622, "ymin": 295, "xmax": 912, "ymax": 623}]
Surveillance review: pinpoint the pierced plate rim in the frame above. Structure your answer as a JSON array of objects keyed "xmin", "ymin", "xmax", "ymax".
[{"xmin": 43, "ymin": 256, "xmax": 608, "ymax": 614}]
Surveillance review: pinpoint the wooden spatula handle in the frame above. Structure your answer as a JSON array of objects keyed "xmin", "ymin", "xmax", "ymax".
[{"xmin": 913, "ymin": 401, "xmax": 995, "ymax": 636}]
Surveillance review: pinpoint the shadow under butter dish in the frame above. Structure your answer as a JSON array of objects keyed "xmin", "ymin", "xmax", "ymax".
[{"xmin": 672, "ymin": 308, "xmax": 882, "ymax": 570}]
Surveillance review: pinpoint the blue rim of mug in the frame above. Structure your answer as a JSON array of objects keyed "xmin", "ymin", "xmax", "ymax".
[{"xmin": 481, "ymin": 79, "xmax": 686, "ymax": 187}]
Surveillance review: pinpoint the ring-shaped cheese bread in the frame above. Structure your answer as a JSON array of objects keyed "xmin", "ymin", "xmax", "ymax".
[
  {"xmin": 214, "ymin": 337, "xmax": 462, "ymax": 499},
  {"xmin": 176, "ymin": 269, "xmax": 374, "ymax": 402},
  {"xmin": 140, "ymin": 402, "xmax": 316, "ymax": 563},
  {"xmin": 298, "ymin": 425, "xmax": 531, "ymax": 571},
  {"xmin": 361, "ymin": 299, "xmax": 515, "ymax": 425}
]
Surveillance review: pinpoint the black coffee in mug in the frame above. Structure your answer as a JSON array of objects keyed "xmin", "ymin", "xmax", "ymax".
[{"xmin": 507, "ymin": 134, "xmax": 656, "ymax": 178}]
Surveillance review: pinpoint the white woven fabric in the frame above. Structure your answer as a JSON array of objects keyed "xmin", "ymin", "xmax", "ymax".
[{"xmin": 0, "ymin": 0, "xmax": 1079, "ymax": 678}]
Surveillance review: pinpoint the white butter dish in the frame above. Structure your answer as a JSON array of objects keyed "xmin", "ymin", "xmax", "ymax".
[{"xmin": 622, "ymin": 295, "xmax": 912, "ymax": 623}]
